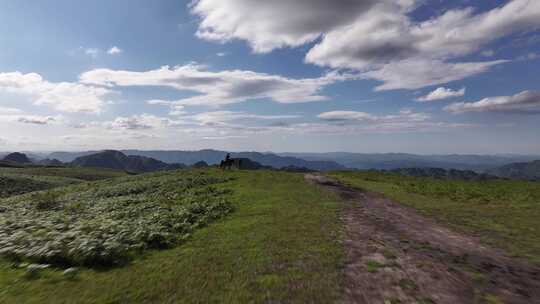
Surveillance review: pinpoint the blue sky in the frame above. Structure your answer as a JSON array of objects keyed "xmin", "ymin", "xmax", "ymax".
[{"xmin": 0, "ymin": 0, "xmax": 539, "ymax": 154}]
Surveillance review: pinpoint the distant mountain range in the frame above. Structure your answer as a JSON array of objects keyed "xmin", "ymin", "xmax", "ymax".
[
  {"xmin": 389, "ymin": 168, "xmax": 498, "ymax": 181},
  {"xmin": 71, "ymin": 150, "xmax": 185, "ymax": 173},
  {"xmin": 30, "ymin": 150, "xmax": 540, "ymax": 173},
  {"xmin": 37, "ymin": 159, "xmax": 64, "ymax": 166},
  {"xmin": 278, "ymin": 152, "xmax": 540, "ymax": 172},
  {"xmin": 49, "ymin": 150, "xmax": 346, "ymax": 171},
  {"xmin": 3, "ymin": 150, "xmax": 540, "ymax": 179},
  {"xmin": 2, "ymin": 152, "xmax": 32, "ymax": 164},
  {"xmin": 487, "ymin": 160, "xmax": 540, "ymax": 181}
]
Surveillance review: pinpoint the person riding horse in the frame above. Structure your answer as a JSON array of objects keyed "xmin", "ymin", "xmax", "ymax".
[{"xmin": 220, "ymin": 153, "xmax": 241, "ymax": 170}]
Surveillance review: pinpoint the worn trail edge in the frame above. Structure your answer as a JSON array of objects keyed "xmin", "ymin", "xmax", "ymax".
[{"xmin": 305, "ymin": 174, "xmax": 540, "ymax": 304}]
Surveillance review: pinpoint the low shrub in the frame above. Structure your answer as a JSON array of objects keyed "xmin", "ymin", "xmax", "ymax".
[{"xmin": 32, "ymin": 191, "xmax": 61, "ymax": 211}]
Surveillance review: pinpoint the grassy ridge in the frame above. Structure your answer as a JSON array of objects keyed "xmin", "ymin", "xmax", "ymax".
[
  {"xmin": 0, "ymin": 167, "xmax": 127, "ymax": 181},
  {"xmin": 0, "ymin": 167, "xmax": 127, "ymax": 198},
  {"xmin": 0, "ymin": 176, "xmax": 57, "ymax": 199},
  {"xmin": 330, "ymin": 171, "xmax": 540, "ymax": 264},
  {"xmin": 0, "ymin": 169, "xmax": 343, "ymax": 303}
]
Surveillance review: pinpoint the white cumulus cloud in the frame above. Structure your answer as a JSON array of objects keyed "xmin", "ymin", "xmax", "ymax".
[
  {"xmin": 417, "ymin": 87, "xmax": 466, "ymax": 102},
  {"xmin": 80, "ymin": 64, "xmax": 347, "ymax": 106},
  {"xmin": 17, "ymin": 115, "xmax": 58, "ymax": 125},
  {"xmin": 445, "ymin": 90, "xmax": 540, "ymax": 114},
  {"xmin": 107, "ymin": 46, "xmax": 123, "ymax": 55},
  {"xmin": 103, "ymin": 114, "xmax": 182, "ymax": 130},
  {"xmin": 313, "ymin": 108, "xmax": 474, "ymax": 134},
  {"xmin": 318, "ymin": 109, "xmax": 430, "ymax": 123},
  {"xmin": 0, "ymin": 106, "xmax": 23, "ymax": 115},
  {"xmin": 0, "ymin": 72, "xmax": 112, "ymax": 113},
  {"xmin": 192, "ymin": 0, "xmax": 540, "ymax": 90},
  {"xmin": 84, "ymin": 48, "xmax": 100, "ymax": 58},
  {"xmin": 362, "ymin": 59, "xmax": 506, "ymax": 91},
  {"xmin": 190, "ymin": 111, "xmax": 299, "ymax": 126},
  {"xmin": 191, "ymin": 0, "xmax": 383, "ymax": 53}
]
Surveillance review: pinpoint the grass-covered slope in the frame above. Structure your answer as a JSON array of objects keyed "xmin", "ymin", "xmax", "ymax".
[
  {"xmin": 0, "ymin": 176, "xmax": 56, "ymax": 198},
  {"xmin": 0, "ymin": 167, "xmax": 127, "ymax": 198},
  {"xmin": 0, "ymin": 166, "xmax": 127, "ymax": 182},
  {"xmin": 0, "ymin": 170, "xmax": 343, "ymax": 303},
  {"xmin": 330, "ymin": 170, "xmax": 540, "ymax": 264},
  {"xmin": 0, "ymin": 170, "xmax": 233, "ymax": 267},
  {"xmin": 488, "ymin": 159, "xmax": 540, "ymax": 180}
]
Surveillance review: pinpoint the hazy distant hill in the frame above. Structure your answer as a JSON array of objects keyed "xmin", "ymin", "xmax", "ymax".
[
  {"xmin": 279, "ymin": 152, "xmax": 540, "ymax": 172},
  {"xmin": 37, "ymin": 159, "xmax": 64, "ymax": 166},
  {"xmin": 2, "ymin": 152, "xmax": 32, "ymax": 164},
  {"xmin": 119, "ymin": 150, "xmax": 345, "ymax": 171},
  {"xmin": 47, "ymin": 150, "xmax": 540, "ymax": 173},
  {"xmin": 49, "ymin": 151, "xmax": 100, "ymax": 162},
  {"xmin": 231, "ymin": 152, "xmax": 344, "ymax": 171},
  {"xmin": 47, "ymin": 150, "xmax": 346, "ymax": 171},
  {"xmin": 122, "ymin": 150, "xmax": 226, "ymax": 166},
  {"xmin": 280, "ymin": 166, "xmax": 315, "ymax": 173},
  {"xmin": 390, "ymin": 167, "xmax": 498, "ymax": 181},
  {"xmin": 191, "ymin": 161, "xmax": 209, "ymax": 168},
  {"xmin": 234, "ymin": 158, "xmax": 272, "ymax": 170},
  {"xmin": 487, "ymin": 160, "xmax": 540, "ymax": 181},
  {"xmin": 71, "ymin": 150, "xmax": 185, "ymax": 173}
]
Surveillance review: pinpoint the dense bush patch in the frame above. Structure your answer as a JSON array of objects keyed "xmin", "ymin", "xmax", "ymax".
[
  {"xmin": 0, "ymin": 171, "xmax": 234, "ymax": 267},
  {"xmin": 0, "ymin": 176, "xmax": 54, "ymax": 198}
]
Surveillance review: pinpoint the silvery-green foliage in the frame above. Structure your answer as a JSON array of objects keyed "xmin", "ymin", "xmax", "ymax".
[
  {"xmin": 0, "ymin": 171, "xmax": 234, "ymax": 267},
  {"xmin": 62, "ymin": 267, "xmax": 78, "ymax": 279},
  {"xmin": 24, "ymin": 264, "xmax": 50, "ymax": 279}
]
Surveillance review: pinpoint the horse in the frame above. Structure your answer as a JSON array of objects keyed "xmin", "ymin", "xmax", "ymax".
[{"xmin": 220, "ymin": 158, "xmax": 242, "ymax": 170}]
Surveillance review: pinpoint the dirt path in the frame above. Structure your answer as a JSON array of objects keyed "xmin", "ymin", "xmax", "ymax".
[{"xmin": 305, "ymin": 174, "xmax": 540, "ymax": 304}]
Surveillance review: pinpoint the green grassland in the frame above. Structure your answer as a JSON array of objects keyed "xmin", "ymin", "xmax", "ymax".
[
  {"xmin": 0, "ymin": 175, "xmax": 59, "ymax": 199},
  {"xmin": 0, "ymin": 169, "xmax": 343, "ymax": 303},
  {"xmin": 0, "ymin": 167, "xmax": 127, "ymax": 198},
  {"xmin": 0, "ymin": 166, "xmax": 127, "ymax": 181},
  {"xmin": 330, "ymin": 170, "xmax": 540, "ymax": 264}
]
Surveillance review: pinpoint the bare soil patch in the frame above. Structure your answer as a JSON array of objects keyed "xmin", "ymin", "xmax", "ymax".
[{"xmin": 306, "ymin": 174, "xmax": 540, "ymax": 304}]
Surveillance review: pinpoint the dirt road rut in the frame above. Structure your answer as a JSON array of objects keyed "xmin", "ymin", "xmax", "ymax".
[{"xmin": 305, "ymin": 174, "xmax": 540, "ymax": 304}]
